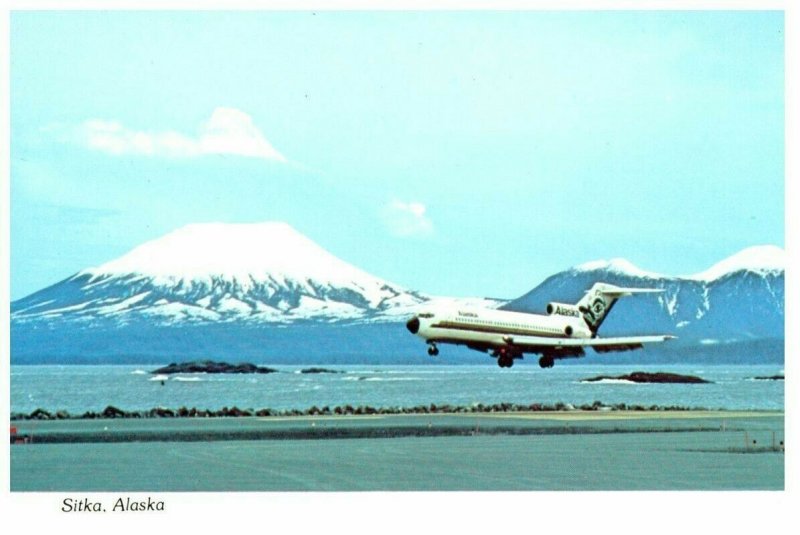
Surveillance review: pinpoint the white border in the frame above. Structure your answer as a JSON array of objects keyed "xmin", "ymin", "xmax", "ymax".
[{"xmin": 2, "ymin": 2, "xmax": 795, "ymax": 533}]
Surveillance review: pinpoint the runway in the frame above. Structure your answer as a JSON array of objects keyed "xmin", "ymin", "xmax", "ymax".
[{"xmin": 10, "ymin": 411, "xmax": 784, "ymax": 491}]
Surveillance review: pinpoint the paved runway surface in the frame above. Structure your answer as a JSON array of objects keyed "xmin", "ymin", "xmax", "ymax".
[{"xmin": 10, "ymin": 411, "xmax": 784, "ymax": 491}]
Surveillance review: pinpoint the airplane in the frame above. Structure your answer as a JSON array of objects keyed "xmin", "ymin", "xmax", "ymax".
[{"xmin": 405, "ymin": 282, "xmax": 675, "ymax": 369}]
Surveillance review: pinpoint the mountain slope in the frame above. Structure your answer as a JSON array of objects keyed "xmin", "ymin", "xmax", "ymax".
[
  {"xmin": 12, "ymin": 222, "xmax": 426, "ymax": 325},
  {"xmin": 11, "ymin": 228, "xmax": 784, "ymax": 363},
  {"xmin": 503, "ymin": 246, "xmax": 785, "ymax": 344}
]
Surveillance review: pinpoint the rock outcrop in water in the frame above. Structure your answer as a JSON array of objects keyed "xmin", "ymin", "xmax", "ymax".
[
  {"xmin": 753, "ymin": 375, "xmax": 784, "ymax": 381},
  {"xmin": 299, "ymin": 368, "xmax": 344, "ymax": 374},
  {"xmin": 151, "ymin": 360, "xmax": 278, "ymax": 374},
  {"xmin": 582, "ymin": 371, "xmax": 711, "ymax": 384}
]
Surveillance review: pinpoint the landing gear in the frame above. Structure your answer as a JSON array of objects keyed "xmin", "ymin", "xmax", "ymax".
[
  {"xmin": 427, "ymin": 343, "xmax": 439, "ymax": 356},
  {"xmin": 498, "ymin": 355, "xmax": 514, "ymax": 368},
  {"xmin": 539, "ymin": 355, "xmax": 555, "ymax": 369},
  {"xmin": 494, "ymin": 348, "xmax": 517, "ymax": 368}
]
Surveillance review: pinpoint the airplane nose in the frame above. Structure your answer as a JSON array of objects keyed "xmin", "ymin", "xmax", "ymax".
[{"xmin": 406, "ymin": 317, "xmax": 420, "ymax": 334}]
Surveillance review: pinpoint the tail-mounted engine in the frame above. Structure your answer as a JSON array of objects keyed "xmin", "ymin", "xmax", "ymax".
[{"xmin": 546, "ymin": 302, "xmax": 581, "ymax": 319}]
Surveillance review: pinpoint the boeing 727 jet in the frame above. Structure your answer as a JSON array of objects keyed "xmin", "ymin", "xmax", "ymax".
[{"xmin": 406, "ymin": 282, "xmax": 674, "ymax": 368}]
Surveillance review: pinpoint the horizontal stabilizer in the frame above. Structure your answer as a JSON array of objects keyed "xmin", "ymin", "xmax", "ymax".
[{"xmin": 598, "ymin": 288, "xmax": 664, "ymax": 298}]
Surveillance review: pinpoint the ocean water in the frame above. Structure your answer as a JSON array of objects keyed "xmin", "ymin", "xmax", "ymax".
[{"xmin": 10, "ymin": 363, "xmax": 784, "ymax": 414}]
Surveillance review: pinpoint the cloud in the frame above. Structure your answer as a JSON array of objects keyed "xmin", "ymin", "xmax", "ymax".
[
  {"xmin": 382, "ymin": 200, "xmax": 434, "ymax": 238},
  {"xmin": 71, "ymin": 107, "xmax": 286, "ymax": 162}
]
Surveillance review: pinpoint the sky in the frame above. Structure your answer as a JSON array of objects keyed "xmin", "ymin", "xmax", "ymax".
[{"xmin": 9, "ymin": 10, "xmax": 785, "ymax": 301}]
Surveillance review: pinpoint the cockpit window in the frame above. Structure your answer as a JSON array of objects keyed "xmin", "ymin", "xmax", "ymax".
[{"xmin": 418, "ymin": 312, "xmax": 435, "ymax": 318}]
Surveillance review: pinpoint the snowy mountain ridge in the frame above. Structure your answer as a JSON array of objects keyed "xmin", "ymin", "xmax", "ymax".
[
  {"xmin": 13, "ymin": 222, "xmax": 428, "ymax": 324},
  {"xmin": 506, "ymin": 245, "xmax": 785, "ymax": 344},
  {"xmin": 81, "ymin": 222, "xmax": 384, "ymax": 290},
  {"xmin": 574, "ymin": 245, "xmax": 785, "ymax": 282},
  {"xmin": 12, "ymin": 222, "xmax": 784, "ymax": 328},
  {"xmin": 10, "ymin": 222, "xmax": 784, "ymax": 363}
]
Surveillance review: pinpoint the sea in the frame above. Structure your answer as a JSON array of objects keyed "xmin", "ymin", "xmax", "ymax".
[{"xmin": 9, "ymin": 363, "xmax": 784, "ymax": 415}]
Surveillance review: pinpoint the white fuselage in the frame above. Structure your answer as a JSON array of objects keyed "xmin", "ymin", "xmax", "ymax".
[
  {"xmin": 406, "ymin": 283, "xmax": 673, "ymax": 368},
  {"xmin": 411, "ymin": 305, "xmax": 593, "ymax": 347}
]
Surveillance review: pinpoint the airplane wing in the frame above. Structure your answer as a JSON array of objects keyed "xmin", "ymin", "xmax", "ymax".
[
  {"xmin": 583, "ymin": 335, "xmax": 676, "ymax": 353},
  {"xmin": 502, "ymin": 334, "xmax": 675, "ymax": 352}
]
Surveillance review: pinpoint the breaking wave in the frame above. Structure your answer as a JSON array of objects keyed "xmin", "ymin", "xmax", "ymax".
[
  {"xmin": 341, "ymin": 376, "xmax": 421, "ymax": 382},
  {"xmin": 580, "ymin": 379, "xmax": 637, "ymax": 385},
  {"xmin": 363, "ymin": 377, "xmax": 420, "ymax": 382}
]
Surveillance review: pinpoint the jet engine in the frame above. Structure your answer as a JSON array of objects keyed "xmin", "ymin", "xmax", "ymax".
[{"xmin": 546, "ymin": 302, "xmax": 581, "ymax": 319}]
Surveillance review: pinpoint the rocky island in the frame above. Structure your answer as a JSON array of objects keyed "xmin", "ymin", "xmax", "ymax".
[
  {"xmin": 582, "ymin": 371, "xmax": 711, "ymax": 384},
  {"xmin": 299, "ymin": 368, "xmax": 344, "ymax": 374},
  {"xmin": 151, "ymin": 360, "xmax": 278, "ymax": 375}
]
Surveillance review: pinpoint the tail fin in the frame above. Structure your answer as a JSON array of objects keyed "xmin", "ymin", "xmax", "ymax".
[{"xmin": 576, "ymin": 283, "xmax": 662, "ymax": 335}]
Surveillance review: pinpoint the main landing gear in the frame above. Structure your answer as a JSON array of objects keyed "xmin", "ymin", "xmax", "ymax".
[
  {"xmin": 427, "ymin": 343, "xmax": 439, "ymax": 356},
  {"xmin": 494, "ymin": 348, "xmax": 518, "ymax": 368},
  {"xmin": 538, "ymin": 355, "xmax": 555, "ymax": 369}
]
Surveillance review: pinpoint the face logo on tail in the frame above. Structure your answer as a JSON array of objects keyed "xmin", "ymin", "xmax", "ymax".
[{"xmin": 581, "ymin": 292, "xmax": 608, "ymax": 332}]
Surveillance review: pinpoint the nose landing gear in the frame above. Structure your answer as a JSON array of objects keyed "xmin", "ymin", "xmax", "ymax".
[{"xmin": 427, "ymin": 343, "xmax": 439, "ymax": 356}]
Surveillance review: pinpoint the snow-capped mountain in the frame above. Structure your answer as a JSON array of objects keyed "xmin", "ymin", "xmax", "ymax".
[
  {"xmin": 504, "ymin": 245, "xmax": 785, "ymax": 344},
  {"xmin": 11, "ymin": 222, "xmax": 427, "ymax": 325},
  {"xmin": 10, "ymin": 229, "xmax": 784, "ymax": 364}
]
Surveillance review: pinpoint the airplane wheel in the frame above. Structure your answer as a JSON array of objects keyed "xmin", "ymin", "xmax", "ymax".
[
  {"xmin": 498, "ymin": 356, "xmax": 513, "ymax": 368},
  {"xmin": 427, "ymin": 345, "xmax": 439, "ymax": 356},
  {"xmin": 539, "ymin": 356, "xmax": 555, "ymax": 369}
]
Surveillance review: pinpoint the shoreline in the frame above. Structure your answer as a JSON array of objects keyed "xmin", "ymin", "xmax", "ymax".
[
  {"xmin": 10, "ymin": 400, "xmax": 774, "ymax": 421},
  {"xmin": 10, "ymin": 410, "xmax": 784, "ymax": 446},
  {"xmin": 3, "ymin": 423, "xmax": 736, "ymax": 444}
]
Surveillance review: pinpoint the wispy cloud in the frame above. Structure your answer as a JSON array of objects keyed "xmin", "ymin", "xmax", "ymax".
[
  {"xmin": 66, "ymin": 107, "xmax": 286, "ymax": 162},
  {"xmin": 382, "ymin": 200, "xmax": 434, "ymax": 238}
]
